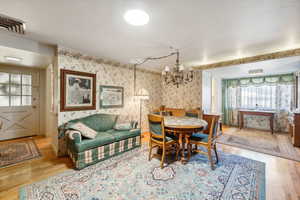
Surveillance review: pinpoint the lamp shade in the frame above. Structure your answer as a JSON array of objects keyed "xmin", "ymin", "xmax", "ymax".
[{"xmin": 135, "ymin": 88, "xmax": 149, "ymax": 100}]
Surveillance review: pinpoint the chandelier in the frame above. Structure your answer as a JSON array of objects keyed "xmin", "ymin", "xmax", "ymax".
[
  {"xmin": 133, "ymin": 49, "xmax": 194, "ymax": 89},
  {"xmin": 161, "ymin": 49, "xmax": 194, "ymax": 88}
]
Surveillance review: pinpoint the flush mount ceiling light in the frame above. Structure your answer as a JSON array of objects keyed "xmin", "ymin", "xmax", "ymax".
[
  {"xmin": 4, "ymin": 56, "xmax": 22, "ymax": 62},
  {"xmin": 124, "ymin": 9, "xmax": 149, "ymax": 26}
]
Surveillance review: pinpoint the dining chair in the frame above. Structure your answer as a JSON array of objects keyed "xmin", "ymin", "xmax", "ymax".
[
  {"xmin": 152, "ymin": 109, "xmax": 171, "ymax": 116},
  {"xmin": 148, "ymin": 114, "xmax": 179, "ymax": 168},
  {"xmin": 189, "ymin": 115, "xmax": 220, "ymax": 170},
  {"xmin": 167, "ymin": 108, "xmax": 186, "ymax": 117},
  {"xmin": 202, "ymin": 114, "xmax": 220, "ymax": 135},
  {"xmin": 185, "ymin": 109, "xmax": 203, "ymax": 119}
]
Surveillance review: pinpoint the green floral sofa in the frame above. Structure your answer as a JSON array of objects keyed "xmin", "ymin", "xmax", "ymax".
[{"xmin": 61, "ymin": 113, "xmax": 141, "ymax": 170}]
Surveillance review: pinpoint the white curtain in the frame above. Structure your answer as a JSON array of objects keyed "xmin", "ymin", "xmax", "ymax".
[{"xmin": 223, "ymin": 78, "xmax": 294, "ymax": 132}]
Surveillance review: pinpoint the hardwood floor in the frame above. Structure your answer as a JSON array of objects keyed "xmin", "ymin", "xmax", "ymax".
[
  {"xmin": 0, "ymin": 136, "xmax": 73, "ymax": 200},
  {"xmin": 218, "ymin": 126, "xmax": 300, "ymax": 162},
  {"xmin": 0, "ymin": 133, "xmax": 300, "ymax": 200}
]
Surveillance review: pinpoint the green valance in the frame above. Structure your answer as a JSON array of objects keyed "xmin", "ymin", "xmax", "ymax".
[{"xmin": 225, "ymin": 73, "xmax": 294, "ymax": 87}]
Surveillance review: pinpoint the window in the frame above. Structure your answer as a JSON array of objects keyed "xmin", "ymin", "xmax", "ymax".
[
  {"xmin": 240, "ymin": 85, "xmax": 277, "ymax": 110},
  {"xmin": 232, "ymin": 84, "xmax": 293, "ymax": 111},
  {"xmin": 0, "ymin": 72, "xmax": 32, "ymax": 107}
]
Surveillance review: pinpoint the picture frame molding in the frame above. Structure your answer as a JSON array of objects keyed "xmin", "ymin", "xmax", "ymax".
[
  {"xmin": 100, "ymin": 85, "xmax": 124, "ymax": 109},
  {"xmin": 60, "ymin": 69, "xmax": 96, "ymax": 112}
]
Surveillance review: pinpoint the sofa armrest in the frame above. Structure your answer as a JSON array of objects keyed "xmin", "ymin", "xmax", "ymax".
[{"xmin": 67, "ymin": 130, "xmax": 82, "ymax": 143}]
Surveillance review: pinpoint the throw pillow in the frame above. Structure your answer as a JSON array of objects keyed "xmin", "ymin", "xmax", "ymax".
[
  {"xmin": 69, "ymin": 122, "xmax": 97, "ymax": 139},
  {"xmin": 114, "ymin": 123, "xmax": 132, "ymax": 131},
  {"xmin": 131, "ymin": 121, "xmax": 139, "ymax": 129}
]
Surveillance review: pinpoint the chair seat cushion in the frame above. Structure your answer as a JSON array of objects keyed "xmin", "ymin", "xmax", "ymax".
[
  {"xmin": 152, "ymin": 136, "xmax": 174, "ymax": 142},
  {"xmin": 166, "ymin": 133, "xmax": 178, "ymax": 140},
  {"xmin": 190, "ymin": 132, "xmax": 209, "ymax": 143}
]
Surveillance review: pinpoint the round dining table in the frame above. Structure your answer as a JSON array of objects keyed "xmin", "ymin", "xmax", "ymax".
[{"xmin": 164, "ymin": 116, "xmax": 208, "ymax": 163}]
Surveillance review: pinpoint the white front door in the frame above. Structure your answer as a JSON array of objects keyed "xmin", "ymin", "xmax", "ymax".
[{"xmin": 0, "ymin": 70, "xmax": 40, "ymax": 140}]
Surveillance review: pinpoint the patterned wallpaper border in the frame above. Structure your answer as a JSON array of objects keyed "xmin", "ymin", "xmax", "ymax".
[
  {"xmin": 194, "ymin": 48, "xmax": 300, "ymax": 70},
  {"xmin": 57, "ymin": 48, "xmax": 160, "ymax": 75}
]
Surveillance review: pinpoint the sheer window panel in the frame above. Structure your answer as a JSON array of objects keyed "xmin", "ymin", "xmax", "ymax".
[
  {"xmin": 240, "ymin": 85, "xmax": 276, "ymax": 110},
  {"xmin": 11, "ymin": 96, "xmax": 21, "ymax": 106},
  {"xmin": 22, "ymin": 96, "xmax": 32, "ymax": 106},
  {"xmin": 10, "ymin": 85, "xmax": 21, "ymax": 95},
  {"xmin": 11, "ymin": 74, "xmax": 21, "ymax": 84},
  {"xmin": 0, "ymin": 84, "xmax": 9, "ymax": 95},
  {"xmin": 22, "ymin": 75, "xmax": 32, "ymax": 85},
  {"xmin": 0, "ymin": 72, "xmax": 9, "ymax": 84},
  {"xmin": 0, "ymin": 96, "xmax": 9, "ymax": 106},
  {"xmin": 22, "ymin": 85, "xmax": 31, "ymax": 95}
]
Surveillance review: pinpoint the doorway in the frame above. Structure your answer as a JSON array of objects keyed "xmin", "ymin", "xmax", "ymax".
[{"xmin": 0, "ymin": 67, "xmax": 40, "ymax": 140}]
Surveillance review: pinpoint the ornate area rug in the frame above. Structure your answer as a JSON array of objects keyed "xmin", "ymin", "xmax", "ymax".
[
  {"xmin": 217, "ymin": 127, "xmax": 300, "ymax": 162},
  {"xmin": 20, "ymin": 147, "xmax": 265, "ymax": 200},
  {"xmin": 0, "ymin": 139, "xmax": 41, "ymax": 168}
]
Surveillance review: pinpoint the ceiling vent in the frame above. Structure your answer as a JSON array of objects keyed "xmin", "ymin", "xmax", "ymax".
[{"xmin": 0, "ymin": 14, "xmax": 25, "ymax": 34}]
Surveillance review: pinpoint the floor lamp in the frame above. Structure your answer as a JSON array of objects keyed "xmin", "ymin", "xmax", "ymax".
[{"xmin": 135, "ymin": 88, "xmax": 149, "ymax": 130}]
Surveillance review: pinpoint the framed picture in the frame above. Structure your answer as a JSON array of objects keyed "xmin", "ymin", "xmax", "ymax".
[
  {"xmin": 100, "ymin": 85, "xmax": 124, "ymax": 108},
  {"xmin": 60, "ymin": 69, "xmax": 96, "ymax": 111}
]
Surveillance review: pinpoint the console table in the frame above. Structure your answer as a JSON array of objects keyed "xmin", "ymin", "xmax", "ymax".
[{"xmin": 238, "ymin": 110, "xmax": 275, "ymax": 134}]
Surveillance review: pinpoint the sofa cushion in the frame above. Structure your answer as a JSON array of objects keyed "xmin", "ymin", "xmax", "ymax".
[
  {"xmin": 74, "ymin": 132, "xmax": 116, "ymax": 153},
  {"xmin": 114, "ymin": 123, "xmax": 132, "ymax": 131},
  {"xmin": 69, "ymin": 114, "xmax": 118, "ymax": 132},
  {"xmin": 107, "ymin": 129, "xmax": 141, "ymax": 142},
  {"xmin": 69, "ymin": 122, "xmax": 97, "ymax": 139}
]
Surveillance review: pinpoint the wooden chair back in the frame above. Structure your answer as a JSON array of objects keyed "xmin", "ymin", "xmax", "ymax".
[
  {"xmin": 203, "ymin": 114, "xmax": 220, "ymax": 135},
  {"xmin": 152, "ymin": 109, "xmax": 160, "ymax": 113},
  {"xmin": 207, "ymin": 116, "xmax": 220, "ymax": 143},
  {"xmin": 186, "ymin": 109, "xmax": 203, "ymax": 119},
  {"xmin": 165, "ymin": 108, "xmax": 186, "ymax": 117},
  {"xmin": 148, "ymin": 114, "xmax": 166, "ymax": 142}
]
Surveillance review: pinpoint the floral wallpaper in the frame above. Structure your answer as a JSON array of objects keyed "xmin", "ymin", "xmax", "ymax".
[
  {"xmin": 57, "ymin": 47, "xmax": 162, "ymax": 130},
  {"xmin": 53, "ymin": 47, "xmax": 162, "ymax": 155},
  {"xmin": 162, "ymin": 70, "xmax": 202, "ymax": 109}
]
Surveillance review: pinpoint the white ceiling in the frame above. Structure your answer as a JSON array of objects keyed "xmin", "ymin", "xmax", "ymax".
[
  {"xmin": 204, "ymin": 56, "xmax": 300, "ymax": 79},
  {"xmin": 1, "ymin": 0, "xmax": 300, "ymax": 71}
]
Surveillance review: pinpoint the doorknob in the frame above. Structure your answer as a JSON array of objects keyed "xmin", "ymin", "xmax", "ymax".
[{"xmin": 32, "ymin": 105, "xmax": 37, "ymax": 109}]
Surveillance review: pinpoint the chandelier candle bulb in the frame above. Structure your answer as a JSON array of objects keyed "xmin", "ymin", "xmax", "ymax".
[
  {"xmin": 165, "ymin": 66, "xmax": 170, "ymax": 72},
  {"xmin": 179, "ymin": 65, "xmax": 184, "ymax": 71}
]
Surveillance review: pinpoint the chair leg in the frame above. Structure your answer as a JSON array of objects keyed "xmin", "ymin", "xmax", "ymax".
[
  {"xmin": 194, "ymin": 144, "xmax": 198, "ymax": 151},
  {"xmin": 175, "ymin": 143, "xmax": 180, "ymax": 161},
  {"xmin": 187, "ymin": 143, "xmax": 192, "ymax": 160},
  {"xmin": 213, "ymin": 144, "xmax": 219, "ymax": 164},
  {"xmin": 161, "ymin": 146, "xmax": 166, "ymax": 169},
  {"xmin": 207, "ymin": 147, "xmax": 214, "ymax": 170},
  {"xmin": 148, "ymin": 140, "xmax": 152, "ymax": 161}
]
